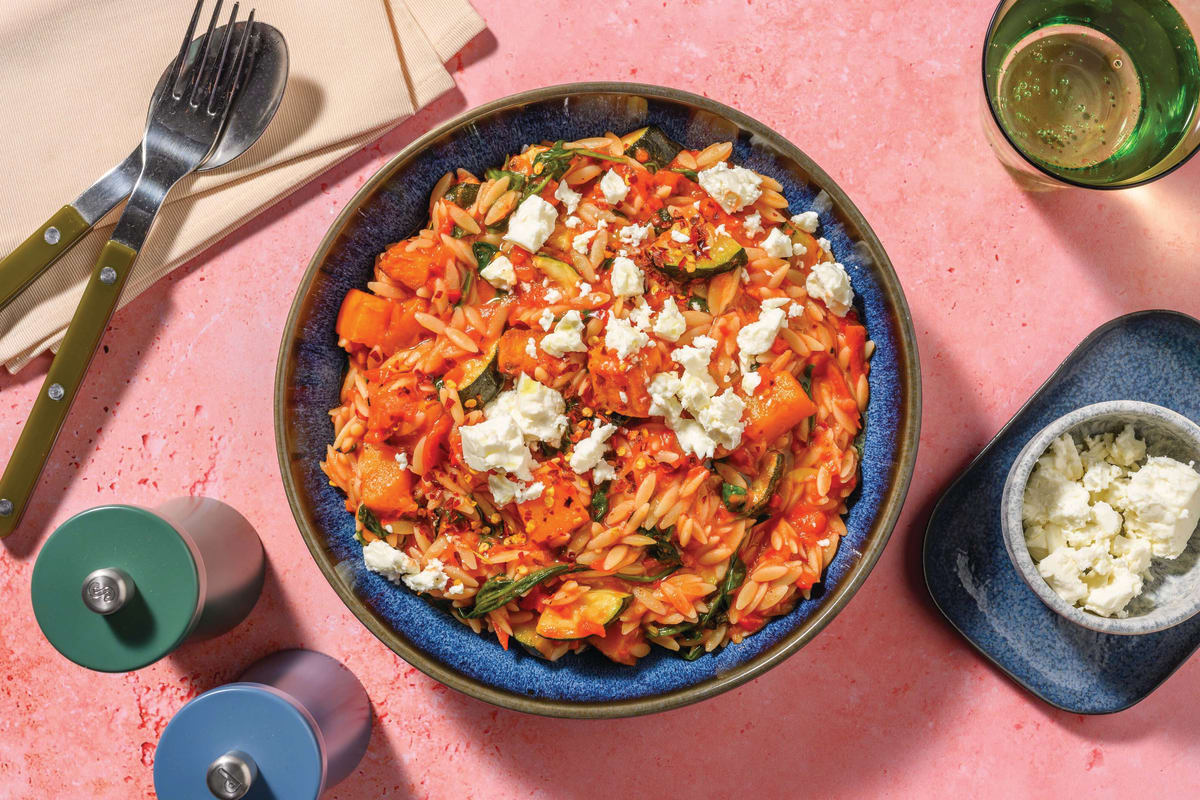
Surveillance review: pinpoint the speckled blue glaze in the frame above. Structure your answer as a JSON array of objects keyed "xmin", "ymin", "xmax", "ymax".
[
  {"xmin": 279, "ymin": 86, "xmax": 916, "ymax": 710},
  {"xmin": 924, "ymin": 310, "xmax": 1200, "ymax": 714}
]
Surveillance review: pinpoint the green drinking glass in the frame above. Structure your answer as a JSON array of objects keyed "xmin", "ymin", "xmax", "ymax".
[{"xmin": 983, "ymin": 0, "xmax": 1200, "ymax": 188}]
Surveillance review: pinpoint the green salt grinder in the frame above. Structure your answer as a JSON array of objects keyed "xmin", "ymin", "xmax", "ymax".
[{"xmin": 31, "ymin": 497, "xmax": 264, "ymax": 672}]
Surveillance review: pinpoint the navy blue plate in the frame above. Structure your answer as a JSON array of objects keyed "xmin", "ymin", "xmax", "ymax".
[
  {"xmin": 276, "ymin": 84, "xmax": 921, "ymax": 718},
  {"xmin": 924, "ymin": 310, "xmax": 1200, "ymax": 714}
]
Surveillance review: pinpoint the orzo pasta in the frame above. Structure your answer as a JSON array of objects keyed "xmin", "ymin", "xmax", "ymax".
[{"xmin": 322, "ymin": 126, "xmax": 870, "ymax": 665}]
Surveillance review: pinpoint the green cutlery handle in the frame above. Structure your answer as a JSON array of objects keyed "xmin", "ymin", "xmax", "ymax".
[
  {"xmin": 0, "ymin": 206, "xmax": 92, "ymax": 312},
  {"xmin": 0, "ymin": 240, "xmax": 137, "ymax": 537}
]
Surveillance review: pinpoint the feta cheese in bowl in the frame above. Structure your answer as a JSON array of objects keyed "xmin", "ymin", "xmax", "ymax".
[{"xmin": 1001, "ymin": 401, "xmax": 1200, "ymax": 634}]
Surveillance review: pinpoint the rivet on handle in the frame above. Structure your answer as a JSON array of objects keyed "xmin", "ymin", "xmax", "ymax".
[
  {"xmin": 99, "ymin": 267, "xmax": 117, "ymax": 285},
  {"xmin": 81, "ymin": 567, "xmax": 135, "ymax": 615},
  {"xmin": 0, "ymin": 499, "xmax": 12, "ymax": 517},
  {"xmin": 206, "ymin": 751, "xmax": 257, "ymax": 800},
  {"xmin": 43, "ymin": 227, "xmax": 60, "ymax": 245},
  {"xmin": 47, "ymin": 383, "xmax": 65, "ymax": 401}
]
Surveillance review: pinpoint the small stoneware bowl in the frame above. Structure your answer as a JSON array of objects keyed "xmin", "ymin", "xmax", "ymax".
[{"xmin": 1001, "ymin": 400, "xmax": 1200, "ymax": 635}]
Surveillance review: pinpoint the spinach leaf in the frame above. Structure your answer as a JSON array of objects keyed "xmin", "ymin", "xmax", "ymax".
[
  {"xmin": 472, "ymin": 242, "xmax": 500, "ymax": 270},
  {"xmin": 671, "ymin": 167, "xmax": 699, "ymax": 182},
  {"xmin": 590, "ymin": 482, "xmax": 610, "ymax": 521},
  {"xmin": 485, "ymin": 167, "xmax": 527, "ymax": 192},
  {"xmin": 687, "ymin": 294, "xmax": 709, "ymax": 312},
  {"xmin": 695, "ymin": 550, "xmax": 747, "ymax": 629},
  {"xmin": 681, "ymin": 644, "xmax": 706, "ymax": 661},
  {"xmin": 643, "ymin": 526, "xmax": 681, "ymax": 565},
  {"xmin": 615, "ymin": 564, "xmax": 681, "ymax": 584},
  {"xmin": 462, "ymin": 564, "xmax": 576, "ymax": 618},
  {"xmin": 647, "ymin": 621, "xmax": 696, "ymax": 638},
  {"xmin": 799, "ymin": 364, "xmax": 815, "ymax": 397},
  {"xmin": 357, "ymin": 505, "xmax": 386, "ymax": 538},
  {"xmin": 720, "ymin": 482, "xmax": 747, "ymax": 511},
  {"xmin": 456, "ymin": 267, "xmax": 474, "ymax": 308}
]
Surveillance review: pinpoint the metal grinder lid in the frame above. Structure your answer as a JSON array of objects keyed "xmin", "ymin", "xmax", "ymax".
[
  {"xmin": 30, "ymin": 505, "xmax": 200, "ymax": 672},
  {"xmin": 153, "ymin": 683, "xmax": 326, "ymax": 800}
]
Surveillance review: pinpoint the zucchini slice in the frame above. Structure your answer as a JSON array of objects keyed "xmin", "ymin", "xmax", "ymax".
[
  {"xmin": 532, "ymin": 254, "xmax": 581, "ymax": 287},
  {"xmin": 454, "ymin": 342, "xmax": 501, "ymax": 410},
  {"xmin": 652, "ymin": 232, "xmax": 747, "ymax": 281},
  {"xmin": 512, "ymin": 621, "xmax": 559, "ymax": 659},
  {"xmin": 621, "ymin": 126, "xmax": 683, "ymax": 167},
  {"xmin": 443, "ymin": 182, "xmax": 480, "ymax": 208},
  {"xmin": 536, "ymin": 589, "xmax": 632, "ymax": 640},
  {"xmin": 723, "ymin": 451, "xmax": 787, "ymax": 517}
]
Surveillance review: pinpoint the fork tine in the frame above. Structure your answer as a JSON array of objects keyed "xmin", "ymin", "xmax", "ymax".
[
  {"xmin": 205, "ymin": 2, "xmax": 240, "ymax": 115},
  {"xmin": 169, "ymin": 0, "xmax": 206, "ymax": 95},
  {"xmin": 210, "ymin": 9, "xmax": 256, "ymax": 117},
  {"xmin": 187, "ymin": 0, "xmax": 225, "ymax": 106}
]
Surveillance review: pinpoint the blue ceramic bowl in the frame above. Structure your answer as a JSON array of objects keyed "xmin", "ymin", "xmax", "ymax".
[{"xmin": 275, "ymin": 83, "xmax": 921, "ymax": 718}]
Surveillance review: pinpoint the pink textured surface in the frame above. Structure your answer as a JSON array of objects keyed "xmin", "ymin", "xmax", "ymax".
[{"xmin": 3, "ymin": 1, "xmax": 1200, "ymax": 797}]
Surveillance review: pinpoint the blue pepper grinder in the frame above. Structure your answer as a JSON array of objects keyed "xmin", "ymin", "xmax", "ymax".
[{"xmin": 154, "ymin": 649, "xmax": 372, "ymax": 799}]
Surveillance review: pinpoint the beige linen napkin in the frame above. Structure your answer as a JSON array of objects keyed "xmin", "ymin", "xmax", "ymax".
[{"xmin": 0, "ymin": 0, "xmax": 483, "ymax": 372}]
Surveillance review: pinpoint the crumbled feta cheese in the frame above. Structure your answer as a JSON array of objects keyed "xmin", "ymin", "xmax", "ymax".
[
  {"xmin": 671, "ymin": 335, "xmax": 719, "ymax": 415},
  {"xmin": 525, "ymin": 337, "xmax": 537, "ymax": 359},
  {"xmin": 403, "ymin": 558, "xmax": 451, "ymax": 593},
  {"xmin": 713, "ymin": 223, "xmax": 728, "ymax": 239},
  {"xmin": 605, "ymin": 312, "xmax": 649, "ymax": 358},
  {"xmin": 538, "ymin": 308, "xmax": 555, "ymax": 331},
  {"xmin": 618, "ymin": 222, "xmax": 653, "ymax": 247},
  {"xmin": 599, "ymin": 169, "xmax": 629, "ymax": 205},
  {"xmin": 817, "ymin": 236, "xmax": 832, "ymax": 252},
  {"xmin": 540, "ymin": 309, "xmax": 587, "ymax": 357},
  {"xmin": 480, "ymin": 254, "xmax": 516, "ymax": 291},
  {"xmin": 805, "ymin": 261, "xmax": 854, "ymax": 317},
  {"xmin": 696, "ymin": 389, "xmax": 746, "ymax": 450},
  {"xmin": 591, "ymin": 460, "xmax": 617, "ymax": 484},
  {"xmin": 652, "ymin": 298, "xmax": 687, "ymax": 342},
  {"xmin": 628, "ymin": 297, "xmax": 653, "ymax": 330},
  {"xmin": 363, "ymin": 540, "xmax": 418, "ymax": 583},
  {"xmin": 736, "ymin": 306, "xmax": 787, "ymax": 372},
  {"xmin": 762, "ymin": 297, "xmax": 790, "ymax": 310},
  {"xmin": 762, "ymin": 228, "xmax": 794, "ymax": 259},
  {"xmin": 459, "ymin": 413, "xmax": 536, "ymax": 480},
  {"xmin": 394, "ymin": 451, "xmax": 409, "ymax": 470},
  {"xmin": 362, "ymin": 540, "xmax": 451, "ymax": 594},
  {"xmin": 544, "ymin": 287, "xmax": 563, "ymax": 303},
  {"xmin": 503, "ymin": 195, "xmax": 557, "ymax": 253},
  {"xmin": 648, "ymin": 372, "xmax": 684, "ymax": 419},
  {"xmin": 578, "ymin": 281, "xmax": 592, "ymax": 295},
  {"xmin": 791, "ymin": 239, "xmax": 808, "ymax": 257},
  {"xmin": 672, "ymin": 418, "xmax": 719, "ymax": 461},
  {"xmin": 1024, "ymin": 425, "xmax": 1200, "ymax": 617},
  {"xmin": 742, "ymin": 212, "xmax": 763, "ymax": 237},
  {"xmin": 554, "ymin": 179, "xmax": 582, "ymax": 213},
  {"xmin": 817, "ymin": 538, "xmax": 831, "ymax": 548},
  {"xmin": 670, "ymin": 228, "xmax": 691, "ymax": 243},
  {"xmin": 741, "ymin": 371, "xmax": 762, "ymax": 395},
  {"xmin": 697, "ymin": 161, "xmax": 763, "ymax": 213},
  {"xmin": 1124, "ymin": 457, "xmax": 1200, "ymax": 557},
  {"xmin": 488, "ymin": 474, "xmax": 544, "ymax": 506},
  {"xmin": 447, "ymin": 583, "xmax": 466, "ymax": 596},
  {"xmin": 791, "ymin": 211, "xmax": 819, "ymax": 233},
  {"xmin": 596, "ymin": 218, "xmax": 609, "ymax": 230},
  {"xmin": 610, "ymin": 256, "xmax": 644, "ymax": 297},
  {"xmin": 565, "ymin": 215, "xmax": 582, "ymax": 229},
  {"xmin": 572, "ymin": 228, "xmax": 598, "ymax": 255},
  {"xmin": 486, "ymin": 373, "xmax": 568, "ymax": 446},
  {"xmin": 569, "ymin": 422, "xmax": 617, "ymax": 476},
  {"xmin": 787, "ymin": 302, "xmax": 805, "ymax": 319}
]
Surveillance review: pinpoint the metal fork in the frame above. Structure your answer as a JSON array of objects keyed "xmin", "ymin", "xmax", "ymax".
[{"xmin": 0, "ymin": 0, "xmax": 257, "ymax": 536}]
